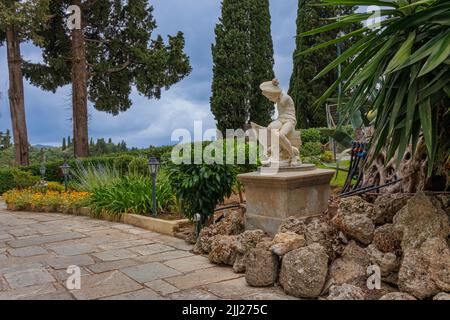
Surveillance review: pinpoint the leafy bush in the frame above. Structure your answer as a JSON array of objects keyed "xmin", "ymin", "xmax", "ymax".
[
  {"xmin": 128, "ymin": 157, "xmax": 149, "ymax": 176},
  {"xmin": 301, "ymin": 128, "xmax": 322, "ymax": 144},
  {"xmin": 300, "ymin": 142, "xmax": 323, "ymax": 157},
  {"xmin": 0, "ymin": 169, "xmax": 16, "ymax": 194},
  {"xmin": 71, "ymin": 163, "xmax": 120, "ymax": 192},
  {"xmin": 88, "ymin": 174, "xmax": 176, "ymax": 217},
  {"xmin": 113, "ymin": 155, "xmax": 135, "ymax": 175},
  {"xmin": 11, "ymin": 168, "xmax": 40, "ymax": 189},
  {"xmin": 321, "ymin": 151, "xmax": 334, "ymax": 163},
  {"xmin": 166, "ymin": 162, "xmax": 235, "ymax": 222}
]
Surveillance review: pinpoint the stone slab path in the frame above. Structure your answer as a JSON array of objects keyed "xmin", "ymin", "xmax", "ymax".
[{"xmin": 0, "ymin": 203, "xmax": 295, "ymax": 300}]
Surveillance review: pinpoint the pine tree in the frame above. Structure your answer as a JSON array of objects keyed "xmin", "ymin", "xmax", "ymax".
[
  {"xmin": 0, "ymin": 0, "xmax": 49, "ymax": 165},
  {"xmin": 24, "ymin": 0, "xmax": 191, "ymax": 158},
  {"xmin": 289, "ymin": 1, "xmax": 361, "ymax": 128},
  {"xmin": 248, "ymin": 0, "xmax": 275, "ymax": 126},
  {"xmin": 211, "ymin": 0, "xmax": 275, "ymax": 133}
]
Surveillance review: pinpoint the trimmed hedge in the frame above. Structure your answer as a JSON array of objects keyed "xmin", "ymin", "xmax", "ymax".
[{"xmin": 0, "ymin": 169, "xmax": 16, "ymax": 194}]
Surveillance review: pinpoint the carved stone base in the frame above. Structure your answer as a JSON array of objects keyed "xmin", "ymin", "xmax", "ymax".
[{"xmin": 238, "ymin": 168, "xmax": 334, "ymax": 235}]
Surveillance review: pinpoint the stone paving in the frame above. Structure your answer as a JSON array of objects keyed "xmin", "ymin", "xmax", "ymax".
[{"xmin": 0, "ymin": 203, "xmax": 295, "ymax": 300}]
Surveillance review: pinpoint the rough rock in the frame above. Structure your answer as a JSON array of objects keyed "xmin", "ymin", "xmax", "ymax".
[
  {"xmin": 372, "ymin": 224, "xmax": 402, "ymax": 254},
  {"xmin": 245, "ymin": 248, "xmax": 279, "ymax": 287},
  {"xmin": 393, "ymin": 192, "xmax": 450, "ymax": 249},
  {"xmin": 332, "ymin": 212, "xmax": 375, "ymax": 245},
  {"xmin": 278, "ymin": 216, "xmax": 305, "ymax": 234},
  {"xmin": 329, "ymin": 241, "xmax": 369, "ymax": 286},
  {"xmin": 255, "ymin": 238, "xmax": 273, "ymax": 251},
  {"xmin": 194, "ymin": 210, "xmax": 245, "ymax": 254},
  {"xmin": 327, "ymin": 284, "xmax": 365, "ymax": 300},
  {"xmin": 208, "ymin": 235, "xmax": 238, "ymax": 266},
  {"xmin": 366, "ymin": 244, "xmax": 400, "ymax": 280},
  {"xmin": 433, "ymin": 292, "xmax": 450, "ymax": 300},
  {"xmin": 371, "ymin": 194, "xmax": 410, "ymax": 225},
  {"xmin": 398, "ymin": 237, "xmax": 450, "ymax": 299},
  {"xmin": 270, "ymin": 232, "xmax": 306, "ymax": 256},
  {"xmin": 338, "ymin": 196, "xmax": 374, "ymax": 218},
  {"xmin": 236, "ymin": 230, "xmax": 265, "ymax": 254},
  {"xmin": 379, "ymin": 292, "xmax": 417, "ymax": 300},
  {"xmin": 279, "ymin": 243, "xmax": 329, "ymax": 298},
  {"xmin": 233, "ymin": 252, "xmax": 247, "ymax": 273}
]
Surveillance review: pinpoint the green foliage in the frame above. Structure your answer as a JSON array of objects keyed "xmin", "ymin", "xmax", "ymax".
[
  {"xmin": 88, "ymin": 174, "xmax": 176, "ymax": 217},
  {"xmin": 289, "ymin": 0, "xmax": 362, "ymax": 128},
  {"xmin": 113, "ymin": 155, "xmax": 135, "ymax": 175},
  {"xmin": 128, "ymin": 157, "xmax": 149, "ymax": 176},
  {"xmin": 301, "ymin": 128, "xmax": 322, "ymax": 143},
  {"xmin": 166, "ymin": 162, "xmax": 235, "ymax": 221},
  {"xmin": 10, "ymin": 167, "xmax": 40, "ymax": 189},
  {"xmin": 71, "ymin": 163, "xmax": 120, "ymax": 193},
  {"xmin": 211, "ymin": 0, "xmax": 275, "ymax": 133},
  {"xmin": 300, "ymin": 142, "xmax": 323, "ymax": 157},
  {"xmin": 304, "ymin": 0, "xmax": 450, "ymax": 178},
  {"xmin": 0, "ymin": 168, "xmax": 16, "ymax": 194},
  {"xmin": 23, "ymin": 0, "xmax": 191, "ymax": 116}
]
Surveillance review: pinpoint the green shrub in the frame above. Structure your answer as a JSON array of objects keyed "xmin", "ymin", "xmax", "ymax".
[
  {"xmin": 321, "ymin": 151, "xmax": 334, "ymax": 163},
  {"xmin": 300, "ymin": 142, "xmax": 323, "ymax": 157},
  {"xmin": 113, "ymin": 155, "xmax": 135, "ymax": 175},
  {"xmin": 71, "ymin": 163, "xmax": 120, "ymax": 192},
  {"xmin": 128, "ymin": 157, "xmax": 149, "ymax": 176},
  {"xmin": 0, "ymin": 168, "xmax": 16, "ymax": 194},
  {"xmin": 301, "ymin": 128, "xmax": 322, "ymax": 143},
  {"xmin": 88, "ymin": 174, "xmax": 176, "ymax": 216},
  {"xmin": 11, "ymin": 167, "xmax": 40, "ymax": 189},
  {"xmin": 166, "ymin": 161, "xmax": 235, "ymax": 222}
]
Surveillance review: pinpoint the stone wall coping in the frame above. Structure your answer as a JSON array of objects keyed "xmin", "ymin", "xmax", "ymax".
[{"xmin": 237, "ymin": 169, "xmax": 335, "ymax": 189}]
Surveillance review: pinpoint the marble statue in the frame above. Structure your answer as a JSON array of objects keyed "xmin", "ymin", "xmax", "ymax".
[{"xmin": 251, "ymin": 79, "xmax": 301, "ymax": 167}]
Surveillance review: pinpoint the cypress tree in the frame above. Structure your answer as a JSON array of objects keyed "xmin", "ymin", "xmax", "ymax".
[
  {"xmin": 289, "ymin": 1, "xmax": 361, "ymax": 128},
  {"xmin": 248, "ymin": 0, "xmax": 275, "ymax": 127},
  {"xmin": 62, "ymin": 137, "xmax": 67, "ymax": 150},
  {"xmin": 211, "ymin": 0, "xmax": 275, "ymax": 133},
  {"xmin": 24, "ymin": 0, "xmax": 191, "ymax": 158}
]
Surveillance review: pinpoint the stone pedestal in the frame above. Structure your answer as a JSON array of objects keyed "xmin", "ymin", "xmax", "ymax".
[{"xmin": 238, "ymin": 167, "xmax": 335, "ymax": 235}]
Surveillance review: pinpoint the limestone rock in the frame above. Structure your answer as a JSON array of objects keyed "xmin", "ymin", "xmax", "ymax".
[
  {"xmin": 393, "ymin": 192, "xmax": 450, "ymax": 249},
  {"xmin": 236, "ymin": 230, "xmax": 265, "ymax": 254},
  {"xmin": 270, "ymin": 232, "xmax": 306, "ymax": 256},
  {"xmin": 208, "ymin": 235, "xmax": 238, "ymax": 266},
  {"xmin": 233, "ymin": 252, "xmax": 247, "ymax": 273},
  {"xmin": 332, "ymin": 212, "xmax": 375, "ymax": 245},
  {"xmin": 379, "ymin": 292, "xmax": 417, "ymax": 300},
  {"xmin": 372, "ymin": 224, "xmax": 402, "ymax": 254},
  {"xmin": 255, "ymin": 238, "xmax": 273, "ymax": 251},
  {"xmin": 371, "ymin": 194, "xmax": 410, "ymax": 225},
  {"xmin": 338, "ymin": 196, "xmax": 374, "ymax": 218},
  {"xmin": 366, "ymin": 244, "xmax": 400, "ymax": 279},
  {"xmin": 279, "ymin": 243, "xmax": 329, "ymax": 298},
  {"xmin": 245, "ymin": 248, "xmax": 279, "ymax": 287},
  {"xmin": 278, "ymin": 216, "xmax": 305, "ymax": 234},
  {"xmin": 329, "ymin": 241, "xmax": 369, "ymax": 286},
  {"xmin": 398, "ymin": 237, "xmax": 450, "ymax": 299},
  {"xmin": 433, "ymin": 292, "xmax": 450, "ymax": 300},
  {"xmin": 195, "ymin": 210, "xmax": 245, "ymax": 254},
  {"xmin": 327, "ymin": 284, "xmax": 365, "ymax": 300}
]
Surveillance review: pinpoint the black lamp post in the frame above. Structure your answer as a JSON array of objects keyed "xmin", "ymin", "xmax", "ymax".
[
  {"xmin": 148, "ymin": 157, "xmax": 160, "ymax": 217},
  {"xmin": 60, "ymin": 162, "xmax": 71, "ymax": 192},
  {"xmin": 39, "ymin": 164, "xmax": 46, "ymax": 180}
]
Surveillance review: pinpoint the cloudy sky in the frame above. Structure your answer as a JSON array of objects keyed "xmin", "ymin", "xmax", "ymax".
[{"xmin": 0, "ymin": 0, "xmax": 300, "ymax": 148}]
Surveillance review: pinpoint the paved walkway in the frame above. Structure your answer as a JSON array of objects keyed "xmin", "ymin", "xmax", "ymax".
[{"xmin": 0, "ymin": 203, "xmax": 294, "ymax": 300}]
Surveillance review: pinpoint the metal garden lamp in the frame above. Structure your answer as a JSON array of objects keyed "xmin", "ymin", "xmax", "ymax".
[
  {"xmin": 39, "ymin": 164, "xmax": 46, "ymax": 180},
  {"xmin": 60, "ymin": 162, "xmax": 71, "ymax": 192},
  {"xmin": 148, "ymin": 157, "xmax": 160, "ymax": 217}
]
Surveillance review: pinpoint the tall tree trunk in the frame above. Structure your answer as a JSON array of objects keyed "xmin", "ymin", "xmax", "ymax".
[
  {"xmin": 71, "ymin": 1, "xmax": 89, "ymax": 158},
  {"xmin": 6, "ymin": 25, "xmax": 29, "ymax": 166}
]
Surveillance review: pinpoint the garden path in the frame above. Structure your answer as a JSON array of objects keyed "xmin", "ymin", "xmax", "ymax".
[{"xmin": 0, "ymin": 202, "xmax": 295, "ymax": 300}]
